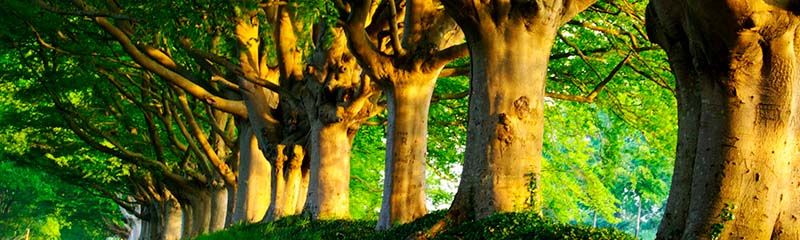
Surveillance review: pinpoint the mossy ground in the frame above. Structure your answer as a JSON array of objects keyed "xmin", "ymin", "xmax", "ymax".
[{"xmin": 197, "ymin": 211, "xmax": 634, "ymax": 240}]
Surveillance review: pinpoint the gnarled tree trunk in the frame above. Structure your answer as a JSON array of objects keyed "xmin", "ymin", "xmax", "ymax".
[
  {"xmin": 648, "ymin": 1, "xmax": 800, "ymax": 239},
  {"xmin": 441, "ymin": 0, "xmax": 596, "ymax": 222}
]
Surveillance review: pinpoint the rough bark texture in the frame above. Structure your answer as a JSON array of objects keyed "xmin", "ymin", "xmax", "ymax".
[
  {"xmin": 378, "ymin": 78, "xmax": 435, "ymax": 228},
  {"xmin": 455, "ymin": 23, "xmax": 551, "ymax": 218},
  {"xmin": 647, "ymin": 1, "xmax": 800, "ymax": 239},
  {"xmin": 440, "ymin": 0, "xmax": 596, "ymax": 222},
  {"xmin": 233, "ymin": 125, "xmax": 272, "ymax": 223},
  {"xmin": 306, "ymin": 122, "xmax": 352, "ymax": 219}
]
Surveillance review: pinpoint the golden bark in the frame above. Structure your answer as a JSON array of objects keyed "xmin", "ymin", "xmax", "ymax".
[{"xmin": 436, "ymin": 0, "xmax": 597, "ymax": 227}]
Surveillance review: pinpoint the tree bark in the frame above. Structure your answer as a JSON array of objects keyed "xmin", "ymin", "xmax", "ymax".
[
  {"xmin": 266, "ymin": 145, "xmax": 306, "ymax": 220},
  {"xmin": 209, "ymin": 186, "xmax": 228, "ymax": 232},
  {"xmin": 647, "ymin": 1, "xmax": 800, "ymax": 239},
  {"xmin": 189, "ymin": 190, "xmax": 212, "ymax": 237},
  {"xmin": 441, "ymin": 0, "xmax": 596, "ymax": 222},
  {"xmin": 179, "ymin": 200, "xmax": 194, "ymax": 238},
  {"xmin": 296, "ymin": 165, "xmax": 310, "ymax": 213},
  {"xmin": 284, "ymin": 145, "xmax": 306, "ymax": 216},
  {"xmin": 341, "ymin": 0, "xmax": 465, "ymax": 229},
  {"xmin": 377, "ymin": 78, "xmax": 435, "ymax": 229},
  {"xmin": 267, "ymin": 145, "xmax": 288, "ymax": 220},
  {"xmin": 233, "ymin": 124, "xmax": 272, "ymax": 223},
  {"xmin": 449, "ymin": 22, "xmax": 554, "ymax": 220},
  {"xmin": 162, "ymin": 198, "xmax": 183, "ymax": 240},
  {"xmin": 306, "ymin": 121, "xmax": 351, "ymax": 219},
  {"xmin": 225, "ymin": 184, "xmax": 237, "ymax": 226}
]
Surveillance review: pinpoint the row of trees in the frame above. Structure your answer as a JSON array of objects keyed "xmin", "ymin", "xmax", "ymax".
[{"xmin": 12, "ymin": 0, "xmax": 794, "ymax": 239}]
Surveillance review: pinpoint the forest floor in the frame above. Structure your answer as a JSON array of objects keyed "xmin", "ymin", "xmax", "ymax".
[{"xmin": 197, "ymin": 211, "xmax": 633, "ymax": 240}]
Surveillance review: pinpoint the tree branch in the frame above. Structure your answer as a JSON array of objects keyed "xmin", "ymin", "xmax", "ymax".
[{"xmin": 79, "ymin": 3, "xmax": 248, "ymax": 117}]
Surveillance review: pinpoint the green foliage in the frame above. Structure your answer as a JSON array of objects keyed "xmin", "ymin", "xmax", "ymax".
[
  {"xmin": 0, "ymin": 160, "xmax": 121, "ymax": 239},
  {"xmin": 440, "ymin": 213, "xmax": 634, "ymax": 240},
  {"xmin": 199, "ymin": 211, "xmax": 633, "ymax": 240}
]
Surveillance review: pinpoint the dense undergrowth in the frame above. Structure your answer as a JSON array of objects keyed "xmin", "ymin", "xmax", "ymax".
[{"xmin": 197, "ymin": 211, "xmax": 634, "ymax": 240}]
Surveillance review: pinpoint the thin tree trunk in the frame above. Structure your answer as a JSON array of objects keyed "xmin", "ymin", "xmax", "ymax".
[
  {"xmin": 162, "ymin": 198, "xmax": 183, "ymax": 240},
  {"xmin": 284, "ymin": 145, "xmax": 305, "ymax": 216},
  {"xmin": 233, "ymin": 124, "xmax": 272, "ymax": 223},
  {"xmin": 635, "ymin": 198, "xmax": 642, "ymax": 238},
  {"xmin": 120, "ymin": 202, "xmax": 141, "ymax": 240},
  {"xmin": 180, "ymin": 203, "xmax": 193, "ymax": 238},
  {"xmin": 306, "ymin": 121, "xmax": 351, "ymax": 219},
  {"xmin": 225, "ymin": 184, "xmax": 237, "ymax": 226},
  {"xmin": 141, "ymin": 202, "xmax": 157, "ymax": 240},
  {"xmin": 449, "ymin": 23, "xmax": 555, "ymax": 220},
  {"xmin": 377, "ymin": 80, "xmax": 435, "ymax": 229},
  {"xmin": 647, "ymin": 1, "xmax": 800, "ymax": 239},
  {"xmin": 209, "ymin": 186, "xmax": 228, "ymax": 232},
  {"xmin": 296, "ymin": 165, "xmax": 310, "ymax": 213},
  {"xmin": 190, "ymin": 191, "xmax": 212, "ymax": 236},
  {"xmin": 267, "ymin": 146, "xmax": 288, "ymax": 220}
]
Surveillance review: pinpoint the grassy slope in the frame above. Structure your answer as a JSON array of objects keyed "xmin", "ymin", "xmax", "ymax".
[{"xmin": 198, "ymin": 211, "xmax": 634, "ymax": 240}]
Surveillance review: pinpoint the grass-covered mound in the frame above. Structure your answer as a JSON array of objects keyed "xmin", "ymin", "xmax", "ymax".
[{"xmin": 197, "ymin": 211, "xmax": 633, "ymax": 240}]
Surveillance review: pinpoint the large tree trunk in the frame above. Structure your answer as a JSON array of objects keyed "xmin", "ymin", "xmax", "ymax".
[
  {"xmin": 305, "ymin": 121, "xmax": 351, "ymax": 219},
  {"xmin": 648, "ymin": 1, "xmax": 800, "ymax": 239},
  {"xmin": 233, "ymin": 125, "xmax": 272, "ymax": 223},
  {"xmin": 448, "ymin": 22, "xmax": 555, "ymax": 220},
  {"xmin": 209, "ymin": 186, "xmax": 228, "ymax": 232},
  {"xmin": 377, "ymin": 78, "xmax": 435, "ymax": 229},
  {"xmin": 439, "ymin": 0, "xmax": 595, "ymax": 223}
]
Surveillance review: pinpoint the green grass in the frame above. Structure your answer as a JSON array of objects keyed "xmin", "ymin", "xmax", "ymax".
[{"xmin": 197, "ymin": 211, "xmax": 634, "ymax": 240}]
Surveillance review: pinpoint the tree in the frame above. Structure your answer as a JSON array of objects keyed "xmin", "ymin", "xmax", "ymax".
[
  {"xmin": 438, "ymin": 0, "xmax": 598, "ymax": 223},
  {"xmin": 648, "ymin": 0, "xmax": 800, "ymax": 238},
  {"xmin": 338, "ymin": 0, "xmax": 467, "ymax": 228}
]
